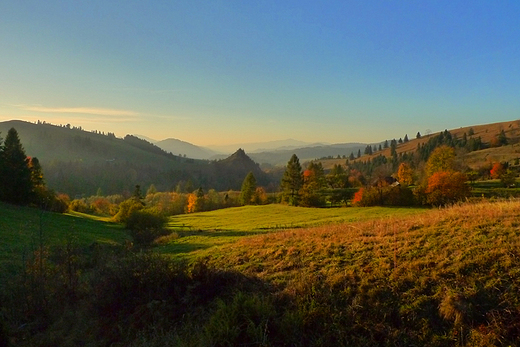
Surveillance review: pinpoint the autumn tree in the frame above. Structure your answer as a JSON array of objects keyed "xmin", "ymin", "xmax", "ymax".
[
  {"xmin": 397, "ymin": 162, "xmax": 413, "ymax": 186},
  {"xmin": 425, "ymin": 146, "xmax": 455, "ymax": 177},
  {"xmin": 240, "ymin": 171, "xmax": 257, "ymax": 205},
  {"xmin": 490, "ymin": 162, "xmax": 504, "ymax": 179},
  {"xmin": 300, "ymin": 162, "xmax": 326, "ymax": 207},
  {"xmin": 281, "ymin": 154, "xmax": 303, "ymax": 206},
  {"xmin": 425, "ymin": 171, "xmax": 470, "ymax": 206}
]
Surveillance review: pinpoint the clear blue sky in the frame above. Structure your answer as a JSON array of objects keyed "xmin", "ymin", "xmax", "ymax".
[{"xmin": 1, "ymin": 1, "xmax": 519, "ymax": 146}]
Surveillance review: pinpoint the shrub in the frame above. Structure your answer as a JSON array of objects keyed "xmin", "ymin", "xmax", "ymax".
[
  {"xmin": 126, "ymin": 209, "xmax": 168, "ymax": 246},
  {"xmin": 113, "ymin": 198, "xmax": 144, "ymax": 223}
]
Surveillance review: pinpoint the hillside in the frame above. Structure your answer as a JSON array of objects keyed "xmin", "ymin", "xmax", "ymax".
[
  {"xmin": 248, "ymin": 142, "xmax": 368, "ymax": 166},
  {"xmin": 319, "ymin": 119, "xmax": 520, "ymax": 170},
  {"xmin": 4, "ymin": 200, "xmax": 520, "ymax": 345},
  {"xmin": 0, "ymin": 120, "xmax": 277, "ymax": 196},
  {"xmin": 0, "ymin": 120, "xmax": 189, "ymax": 167},
  {"xmin": 200, "ymin": 200, "xmax": 520, "ymax": 345}
]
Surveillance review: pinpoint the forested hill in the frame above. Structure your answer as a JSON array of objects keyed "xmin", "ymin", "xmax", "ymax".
[{"xmin": 0, "ymin": 120, "xmax": 276, "ymax": 196}]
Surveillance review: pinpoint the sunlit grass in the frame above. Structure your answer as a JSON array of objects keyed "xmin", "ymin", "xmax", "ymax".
[{"xmin": 157, "ymin": 204, "xmax": 428, "ymax": 259}]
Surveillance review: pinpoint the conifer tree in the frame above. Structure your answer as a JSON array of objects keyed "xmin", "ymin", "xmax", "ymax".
[
  {"xmin": 281, "ymin": 154, "xmax": 303, "ymax": 206},
  {"xmin": 240, "ymin": 172, "xmax": 257, "ymax": 205},
  {"xmin": 0, "ymin": 128, "xmax": 33, "ymax": 205}
]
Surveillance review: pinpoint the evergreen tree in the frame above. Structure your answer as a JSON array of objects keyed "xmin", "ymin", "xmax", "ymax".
[
  {"xmin": 281, "ymin": 154, "xmax": 303, "ymax": 206},
  {"xmin": 357, "ymin": 149, "xmax": 361, "ymax": 158},
  {"xmin": 384, "ymin": 140, "xmax": 389, "ymax": 148},
  {"xmin": 404, "ymin": 134, "xmax": 409, "ymax": 142},
  {"xmin": 349, "ymin": 152, "xmax": 355, "ymax": 160},
  {"xmin": 416, "ymin": 132, "xmax": 421, "ymax": 139},
  {"xmin": 0, "ymin": 128, "xmax": 33, "ymax": 205},
  {"xmin": 240, "ymin": 172, "xmax": 257, "ymax": 205}
]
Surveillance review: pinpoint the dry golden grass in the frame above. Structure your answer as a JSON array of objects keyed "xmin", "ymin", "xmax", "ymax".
[{"xmin": 204, "ymin": 200, "xmax": 520, "ymax": 345}]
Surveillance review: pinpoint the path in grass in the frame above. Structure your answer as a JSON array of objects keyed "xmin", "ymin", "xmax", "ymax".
[{"xmin": 158, "ymin": 204, "xmax": 428, "ymax": 259}]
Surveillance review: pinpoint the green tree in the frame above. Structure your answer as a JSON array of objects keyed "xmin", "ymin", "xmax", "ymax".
[
  {"xmin": 0, "ymin": 128, "xmax": 33, "ymax": 205},
  {"xmin": 327, "ymin": 164, "xmax": 348, "ymax": 188},
  {"xmin": 195, "ymin": 187, "xmax": 205, "ymax": 212},
  {"xmin": 281, "ymin": 154, "xmax": 303, "ymax": 206},
  {"xmin": 240, "ymin": 172, "xmax": 257, "ymax": 205}
]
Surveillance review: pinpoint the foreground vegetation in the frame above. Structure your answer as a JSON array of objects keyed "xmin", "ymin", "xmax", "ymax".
[{"xmin": 2, "ymin": 200, "xmax": 520, "ymax": 346}]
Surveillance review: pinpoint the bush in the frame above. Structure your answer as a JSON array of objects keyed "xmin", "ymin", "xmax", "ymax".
[
  {"xmin": 113, "ymin": 198, "xmax": 144, "ymax": 223},
  {"xmin": 126, "ymin": 209, "xmax": 168, "ymax": 246}
]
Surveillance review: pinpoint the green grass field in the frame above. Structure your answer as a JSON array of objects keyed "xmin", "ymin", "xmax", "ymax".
[
  {"xmin": 0, "ymin": 202, "xmax": 128, "ymax": 273},
  {"xmin": 158, "ymin": 204, "xmax": 428, "ymax": 259}
]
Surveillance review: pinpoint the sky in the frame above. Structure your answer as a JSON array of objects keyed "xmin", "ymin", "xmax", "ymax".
[{"xmin": 1, "ymin": 1, "xmax": 520, "ymax": 147}]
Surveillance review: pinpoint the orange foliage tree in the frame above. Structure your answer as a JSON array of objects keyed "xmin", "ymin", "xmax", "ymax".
[
  {"xmin": 425, "ymin": 171, "xmax": 470, "ymax": 206},
  {"xmin": 490, "ymin": 162, "xmax": 504, "ymax": 179},
  {"xmin": 352, "ymin": 188, "xmax": 364, "ymax": 206},
  {"xmin": 185, "ymin": 193, "xmax": 197, "ymax": 213}
]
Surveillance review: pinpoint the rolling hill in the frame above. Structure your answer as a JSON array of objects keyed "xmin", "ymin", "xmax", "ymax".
[
  {"xmin": 318, "ymin": 119, "xmax": 520, "ymax": 170},
  {"xmin": 0, "ymin": 120, "xmax": 276, "ymax": 196}
]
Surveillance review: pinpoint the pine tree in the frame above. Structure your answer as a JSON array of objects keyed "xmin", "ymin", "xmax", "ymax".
[
  {"xmin": 240, "ymin": 172, "xmax": 257, "ymax": 205},
  {"xmin": 404, "ymin": 134, "xmax": 409, "ymax": 142},
  {"xmin": 416, "ymin": 132, "xmax": 421, "ymax": 139},
  {"xmin": 0, "ymin": 128, "xmax": 33, "ymax": 205},
  {"xmin": 281, "ymin": 154, "xmax": 303, "ymax": 206}
]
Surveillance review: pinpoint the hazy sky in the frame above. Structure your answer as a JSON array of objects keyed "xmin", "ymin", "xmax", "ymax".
[{"xmin": 1, "ymin": 1, "xmax": 520, "ymax": 146}]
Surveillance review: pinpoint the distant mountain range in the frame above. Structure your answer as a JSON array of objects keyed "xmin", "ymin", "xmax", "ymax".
[{"xmin": 133, "ymin": 135, "xmax": 367, "ymax": 166}]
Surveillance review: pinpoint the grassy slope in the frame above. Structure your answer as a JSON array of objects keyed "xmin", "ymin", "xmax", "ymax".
[
  {"xmin": 200, "ymin": 200, "xmax": 520, "ymax": 344},
  {"xmin": 0, "ymin": 202, "xmax": 128, "ymax": 273},
  {"xmin": 158, "ymin": 204, "xmax": 427, "ymax": 259}
]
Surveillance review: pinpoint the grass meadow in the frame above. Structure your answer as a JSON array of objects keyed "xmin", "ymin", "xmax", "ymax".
[
  {"xmin": 157, "ymin": 204, "xmax": 428, "ymax": 259},
  {"xmin": 0, "ymin": 202, "xmax": 128, "ymax": 274},
  {"xmin": 2, "ymin": 200, "xmax": 520, "ymax": 345}
]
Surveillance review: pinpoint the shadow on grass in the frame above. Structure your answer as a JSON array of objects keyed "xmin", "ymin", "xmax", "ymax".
[{"xmin": 174, "ymin": 229, "xmax": 267, "ymax": 238}]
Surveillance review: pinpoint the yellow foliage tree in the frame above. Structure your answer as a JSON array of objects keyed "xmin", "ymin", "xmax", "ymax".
[
  {"xmin": 397, "ymin": 162, "xmax": 413, "ymax": 186},
  {"xmin": 185, "ymin": 193, "xmax": 197, "ymax": 213},
  {"xmin": 425, "ymin": 146, "xmax": 455, "ymax": 177}
]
